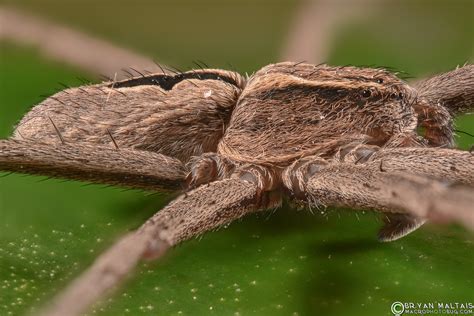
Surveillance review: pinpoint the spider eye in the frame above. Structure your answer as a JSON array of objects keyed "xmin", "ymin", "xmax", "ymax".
[
  {"xmin": 361, "ymin": 89, "xmax": 371, "ymax": 98},
  {"xmin": 390, "ymin": 92, "xmax": 404, "ymax": 100},
  {"xmin": 376, "ymin": 78, "xmax": 384, "ymax": 84}
]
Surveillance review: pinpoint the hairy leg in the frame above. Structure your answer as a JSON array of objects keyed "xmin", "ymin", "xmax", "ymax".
[
  {"xmin": 412, "ymin": 100, "xmax": 454, "ymax": 147},
  {"xmin": 413, "ymin": 64, "xmax": 473, "ymax": 147},
  {"xmin": 333, "ymin": 145, "xmax": 474, "ymax": 237},
  {"xmin": 40, "ymin": 166, "xmax": 278, "ymax": 316},
  {"xmin": 307, "ymin": 165, "xmax": 474, "ymax": 229},
  {"xmin": 338, "ymin": 145, "xmax": 474, "ymax": 185},
  {"xmin": 185, "ymin": 153, "xmax": 236, "ymax": 189},
  {"xmin": 415, "ymin": 64, "xmax": 474, "ymax": 115},
  {"xmin": 0, "ymin": 139, "xmax": 186, "ymax": 191},
  {"xmin": 283, "ymin": 157, "xmax": 474, "ymax": 238},
  {"xmin": 377, "ymin": 213, "xmax": 426, "ymax": 242}
]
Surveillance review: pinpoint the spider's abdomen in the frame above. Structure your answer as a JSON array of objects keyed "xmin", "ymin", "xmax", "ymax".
[
  {"xmin": 218, "ymin": 62, "xmax": 418, "ymax": 166},
  {"xmin": 14, "ymin": 69, "xmax": 246, "ymax": 162}
]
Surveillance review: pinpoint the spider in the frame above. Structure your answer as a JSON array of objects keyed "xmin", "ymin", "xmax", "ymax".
[{"xmin": 0, "ymin": 61, "xmax": 473, "ymax": 316}]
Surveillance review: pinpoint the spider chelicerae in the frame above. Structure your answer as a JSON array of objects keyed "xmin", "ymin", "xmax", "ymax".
[{"xmin": 0, "ymin": 61, "xmax": 473, "ymax": 316}]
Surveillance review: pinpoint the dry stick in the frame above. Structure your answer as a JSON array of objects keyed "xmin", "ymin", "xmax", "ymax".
[
  {"xmin": 0, "ymin": 6, "xmax": 165, "ymax": 79},
  {"xmin": 307, "ymin": 165, "xmax": 474, "ymax": 230},
  {"xmin": 280, "ymin": 0, "xmax": 384, "ymax": 64},
  {"xmin": 41, "ymin": 178, "xmax": 260, "ymax": 316}
]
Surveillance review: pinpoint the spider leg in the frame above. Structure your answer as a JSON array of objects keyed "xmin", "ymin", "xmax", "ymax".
[
  {"xmin": 283, "ymin": 157, "xmax": 474, "ymax": 239},
  {"xmin": 378, "ymin": 213, "xmax": 426, "ymax": 242},
  {"xmin": 415, "ymin": 64, "xmax": 474, "ymax": 115},
  {"xmin": 413, "ymin": 64, "xmax": 473, "ymax": 146},
  {"xmin": 310, "ymin": 165, "xmax": 474, "ymax": 230},
  {"xmin": 366, "ymin": 147, "xmax": 474, "ymax": 185},
  {"xmin": 40, "ymin": 166, "xmax": 278, "ymax": 316},
  {"xmin": 0, "ymin": 139, "xmax": 186, "ymax": 191},
  {"xmin": 412, "ymin": 100, "xmax": 454, "ymax": 147},
  {"xmin": 339, "ymin": 145, "xmax": 474, "ymax": 185},
  {"xmin": 336, "ymin": 144, "xmax": 473, "ymax": 240}
]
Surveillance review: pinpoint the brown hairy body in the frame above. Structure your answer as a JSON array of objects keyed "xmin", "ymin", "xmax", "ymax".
[{"xmin": 0, "ymin": 62, "xmax": 473, "ymax": 316}]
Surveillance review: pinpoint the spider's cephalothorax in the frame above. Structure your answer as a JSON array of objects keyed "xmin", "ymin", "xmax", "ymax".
[
  {"xmin": 220, "ymin": 63, "xmax": 419, "ymax": 166},
  {"xmin": 1, "ymin": 62, "xmax": 473, "ymax": 316}
]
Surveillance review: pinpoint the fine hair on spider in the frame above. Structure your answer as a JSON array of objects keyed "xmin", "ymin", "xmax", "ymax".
[{"xmin": 0, "ymin": 61, "xmax": 473, "ymax": 316}]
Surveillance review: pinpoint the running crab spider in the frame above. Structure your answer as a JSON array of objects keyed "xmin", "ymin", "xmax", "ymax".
[{"xmin": 0, "ymin": 62, "xmax": 473, "ymax": 316}]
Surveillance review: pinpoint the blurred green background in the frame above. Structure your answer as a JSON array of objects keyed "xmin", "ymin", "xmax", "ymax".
[{"xmin": 0, "ymin": 0, "xmax": 473, "ymax": 315}]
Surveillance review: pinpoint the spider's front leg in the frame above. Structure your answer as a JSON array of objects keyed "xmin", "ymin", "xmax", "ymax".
[
  {"xmin": 413, "ymin": 64, "xmax": 473, "ymax": 147},
  {"xmin": 283, "ymin": 148, "xmax": 474, "ymax": 241},
  {"xmin": 42, "ymin": 164, "xmax": 280, "ymax": 316},
  {"xmin": 336, "ymin": 144, "xmax": 474, "ymax": 185},
  {"xmin": 416, "ymin": 64, "xmax": 474, "ymax": 116}
]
